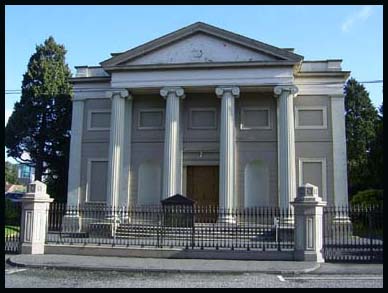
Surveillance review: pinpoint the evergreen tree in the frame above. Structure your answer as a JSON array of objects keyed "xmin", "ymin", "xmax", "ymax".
[
  {"xmin": 344, "ymin": 78, "xmax": 378, "ymax": 197},
  {"xmin": 367, "ymin": 102, "xmax": 383, "ymax": 189},
  {"xmin": 5, "ymin": 36, "xmax": 72, "ymax": 201}
]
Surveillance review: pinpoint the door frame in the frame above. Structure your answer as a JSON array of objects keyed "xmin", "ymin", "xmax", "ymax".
[{"xmin": 183, "ymin": 160, "xmax": 219, "ymax": 196}]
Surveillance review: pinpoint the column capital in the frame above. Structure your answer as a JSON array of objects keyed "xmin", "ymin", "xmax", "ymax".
[
  {"xmin": 274, "ymin": 85, "xmax": 298, "ymax": 97},
  {"xmin": 215, "ymin": 86, "xmax": 240, "ymax": 98},
  {"xmin": 160, "ymin": 87, "xmax": 185, "ymax": 99},
  {"xmin": 106, "ymin": 89, "xmax": 131, "ymax": 100}
]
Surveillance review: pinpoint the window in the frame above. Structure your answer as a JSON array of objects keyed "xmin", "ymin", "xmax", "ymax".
[
  {"xmin": 87, "ymin": 110, "xmax": 111, "ymax": 131},
  {"xmin": 189, "ymin": 108, "xmax": 217, "ymax": 129},
  {"xmin": 86, "ymin": 159, "xmax": 108, "ymax": 202},
  {"xmin": 138, "ymin": 109, "xmax": 164, "ymax": 129},
  {"xmin": 298, "ymin": 158, "xmax": 327, "ymax": 200},
  {"xmin": 240, "ymin": 107, "xmax": 271, "ymax": 130},
  {"xmin": 295, "ymin": 106, "xmax": 327, "ymax": 129}
]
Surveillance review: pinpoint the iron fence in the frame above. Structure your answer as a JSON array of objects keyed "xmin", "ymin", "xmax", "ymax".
[
  {"xmin": 323, "ymin": 205, "xmax": 383, "ymax": 263},
  {"xmin": 46, "ymin": 203, "xmax": 294, "ymax": 251},
  {"xmin": 5, "ymin": 199, "xmax": 22, "ymax": 254}
]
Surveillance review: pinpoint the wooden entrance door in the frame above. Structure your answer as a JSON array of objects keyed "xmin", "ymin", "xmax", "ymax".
[{"xmin": 186, "ymin": 165, "xmax": 219, "ymax": 206}]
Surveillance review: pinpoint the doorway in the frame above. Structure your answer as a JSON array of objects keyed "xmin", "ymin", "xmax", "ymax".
[{"xmin": 186, "ymin": 165, "xmax": 219, "ymax": 207}]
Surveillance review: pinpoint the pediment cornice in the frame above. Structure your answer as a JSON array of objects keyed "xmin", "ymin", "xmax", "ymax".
[{"xmin": 100, "ymin": 22, "xmax": 303, "ymax": 70}]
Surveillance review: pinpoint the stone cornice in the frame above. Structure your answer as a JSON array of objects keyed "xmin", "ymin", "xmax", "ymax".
[
  {"xmin": 160, "ymin": 87, "xmax": 185, "ymax": 99},
  {"xmin": 294, "ymin": 71, "xmax": 350, "ymax": 79},
  {"xmin": 70, "ymin": 77, "xmax": 111, "ymax": 83},
  {"xmin": 215, "ymin": 86, "xmax": 240, "ymax": 98},
  {"xmin": 102, "ymin": 60, "xmax": 298, "ymax": 72}
]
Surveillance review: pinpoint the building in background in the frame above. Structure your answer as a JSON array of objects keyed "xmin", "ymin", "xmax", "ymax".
[{"xmin": 16, "ymin": 164, "xmax": 35, "ymax": 185}]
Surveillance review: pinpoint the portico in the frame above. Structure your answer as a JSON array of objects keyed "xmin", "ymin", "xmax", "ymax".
[{"xmin": 66, "ymin": 22, "xmax": 350, "ymax": 218}]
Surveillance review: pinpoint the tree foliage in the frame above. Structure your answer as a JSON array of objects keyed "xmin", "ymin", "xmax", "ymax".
[
  {"xmin": 366, "ymin": 102, "xmax": 383, "ymax": 189},
  {"xmin": 5, "ymin": 36, "xmax": 72, "ymax": 201},
  {"xmin": 5, "ymin": 161, "xmax": 19, "ymax": 185},
  {"xmin": 350, "ymin": 189, "xmax": 383, "ymax": 207},
  {"xmin": 344, "ymin": 78, "xmax": 380, "ymax": 197}
]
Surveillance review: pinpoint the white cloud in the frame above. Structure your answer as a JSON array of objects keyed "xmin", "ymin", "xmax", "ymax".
[
  {"xmin": 5, "ymin": 109, "xmax": 13, "ymax": 126},
  {"xmin": 341, "ymin": 6, "xmax": 373, "ymax": 32}
]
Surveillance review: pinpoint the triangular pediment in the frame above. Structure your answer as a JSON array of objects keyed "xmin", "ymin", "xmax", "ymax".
[
  {"xmin": 101, "ymin": 22, "xmax": 303, "ymax": 69},
  {"xmin": 124, "ymin": 33, "xmax": 281, "ymax": 65}
]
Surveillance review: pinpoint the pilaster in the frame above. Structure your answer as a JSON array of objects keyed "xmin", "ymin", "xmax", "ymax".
[{"xmin": 64, "ymin": 99, "xmax": 84, "ymax": 232}]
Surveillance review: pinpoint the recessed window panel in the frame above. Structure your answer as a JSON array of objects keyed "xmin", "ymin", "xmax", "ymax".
[
  {"xmin": 241, "ymin": 108, "xmax": 270, "ymax": 129},
  {"xmin": 139, "ymin": 110, "xmax": 164, "ymax": 129}
]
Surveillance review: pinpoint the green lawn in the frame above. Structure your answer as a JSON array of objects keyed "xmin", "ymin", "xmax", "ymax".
[{"xmin": 5, "ymin": 225, "xmax": 20, "ymax": 237}]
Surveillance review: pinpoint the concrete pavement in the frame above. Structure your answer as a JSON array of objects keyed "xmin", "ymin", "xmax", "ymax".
[
  {"xmin": 6, "ymin": 254, "xmax": 383, "ymax": 275},
  {"xmin": 7, "ymin": 254, "xmax": 320, "ymax": 274}
]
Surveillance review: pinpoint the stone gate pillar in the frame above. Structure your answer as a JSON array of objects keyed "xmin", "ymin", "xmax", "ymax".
[
  {"xmin": 291, "ymin": 183, "xmax": 327, "ymax": 262},
  {"xmin": 20, "ymin": 181, "xmax": 54, "ymax": 254}
]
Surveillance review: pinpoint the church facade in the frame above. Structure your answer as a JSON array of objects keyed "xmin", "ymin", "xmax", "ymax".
[{"xmin": 66, "ymin": 22, "xmax": 350, "ymax": 214}]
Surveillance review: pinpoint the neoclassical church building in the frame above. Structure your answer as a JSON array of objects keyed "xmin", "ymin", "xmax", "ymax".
[{"xmin": 66, "ymin": 22, "xmax": 350, "ymax": 213}]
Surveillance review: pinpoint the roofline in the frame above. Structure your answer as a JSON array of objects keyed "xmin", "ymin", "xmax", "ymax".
[
  {"xmin": 74, "ymin": 65, "xmax": 104, "ymax": 69},
  {"xmin": 70, "ymin": 76, "xmax": 111, "ymax": 83},
  {"xmin": 100, "ymin": 22, "xmax": 303, "ymax": 67},
  {"xmin": 295, "ymin": 71, "xmax": 351, "ymax": 79},
  {"xmin": 302, "ymin": 59, "xmax": 343, "ymax": 63}
]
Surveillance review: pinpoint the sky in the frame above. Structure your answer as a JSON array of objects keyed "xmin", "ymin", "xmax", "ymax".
[{"xmin": 4, "ymin": 5, "xmax": 383, "ymax": 163}]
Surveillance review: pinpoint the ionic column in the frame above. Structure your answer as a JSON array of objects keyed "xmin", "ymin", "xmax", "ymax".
[
  {"xmin": 160, "ymin": 87, "xmax": 185, "ymax": 198},
  {"xmin": 275, "ymin": 85, "xmax": 298, "ymax": 215},
  {"xmin": 106, "ymin": 89, "xmax": 131, "ymax": 208},
  {"xmin": 216, "ymin": 86, "xmax": 239, "ymax": 223}
]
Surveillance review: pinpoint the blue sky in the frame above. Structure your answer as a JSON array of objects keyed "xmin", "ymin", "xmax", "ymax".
[{"xmin": 5, "ymin": 5, "xmax": 383, "ymax": 162}]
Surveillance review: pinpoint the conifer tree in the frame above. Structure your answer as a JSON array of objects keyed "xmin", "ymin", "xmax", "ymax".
[
  {"xmin": 344, "ymin": 78, "xmax": 378, "ymax": 196},
  {"xmin": 5, "ymin": 36, "xmax": 72, "ymax": 201}
]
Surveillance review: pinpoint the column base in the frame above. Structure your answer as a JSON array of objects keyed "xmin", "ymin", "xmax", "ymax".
[
  {"xmin": 294, "ymin": 250, "xmax": 325, "ymax": 263},
  {"xmin": 62, "ymin": 214, "xmax": 82, "ymax": 233},
  {"xmin": 332, "ymin": 215, "xmax": 352, "ymax": 224},
  {"xmin": 217, "ymin": 214, "xmax": 237, "ymax": 224},
  {"xmin": 279, "ymin": 216, "xmax": 294, "ymax": 226},
  {"xmin": 332, "ymin": 216, "xmax": 353, "ymax": 238},
  {"xmin": 21, "ymin": 243, "xmax": 45, "ymax": 255}
]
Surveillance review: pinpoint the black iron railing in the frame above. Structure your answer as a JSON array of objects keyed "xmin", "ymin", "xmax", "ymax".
[
  {"xmin": 5, "ymin": 199, "xmax": 22, "ymax": 254},
  {"xmin": 323, "ymin": 205, "xmax": 383, "ymax": 263},
  {"xmin": 46, "ymin": 203, "xmax": 294, "ymax": 251}
]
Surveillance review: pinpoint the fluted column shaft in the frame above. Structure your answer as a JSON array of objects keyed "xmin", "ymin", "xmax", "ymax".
[
  {"xmin": 216, "ymin": 86, "xmax": 239, "ymax": 218},
  {"xmin": 106, "ymin": 89, "xmax": 130, "ymax": 207},
  {"xmin": 275, "ymin": 85, "xmax": 298, "ymax": 210},
  {"xmin": 160, "ymin": 87, "xmax": 185, "ymax": 198}
]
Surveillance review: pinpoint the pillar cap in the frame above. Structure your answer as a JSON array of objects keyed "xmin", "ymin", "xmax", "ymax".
[
  {"xmin": 291, "ymin": 183, "xmax": 326, "ymax": 205},
  {"xmin": 106, "ymin": 89, "xmax": 131, "ymax": 99},
  {"xmin": 274, "ymin": 85, "xmax": 298, "ymax": 96},
  {"xmin": 215, "ymin": 86, "xmax": 240, "ymax": 98},
  {"xmin": 160, "ymin": 87, "xmax": 185, "ymax": 99},
  {"xmin": 22, "ymin": 181, "xmax": 53, "ymax": 202}
]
